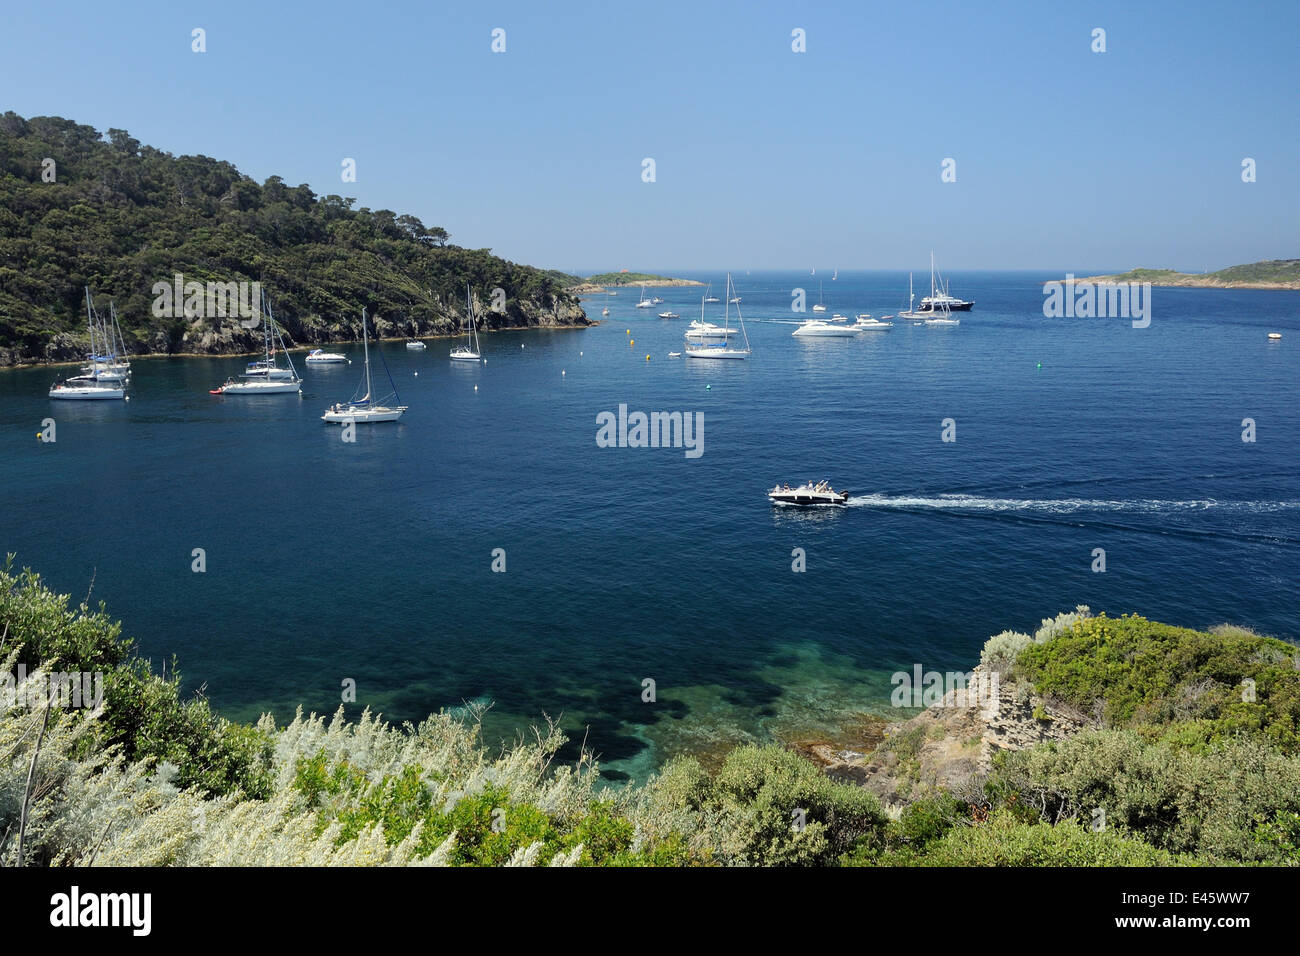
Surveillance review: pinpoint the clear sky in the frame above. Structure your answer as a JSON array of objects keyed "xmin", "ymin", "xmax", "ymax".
[{"xmin": 2, "ymin": 0, "xmax": 1296, "ymax": 273}]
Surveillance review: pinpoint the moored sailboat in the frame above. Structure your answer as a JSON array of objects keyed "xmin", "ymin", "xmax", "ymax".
[{"xmin": 322, "ymin": 307, "xmax": 407, "ymax": 422}]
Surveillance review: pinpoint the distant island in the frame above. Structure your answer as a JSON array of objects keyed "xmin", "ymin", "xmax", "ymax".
[
  {"xmin": 1069, "ymin": 258, "xmax": 1300, "ymax": 290},
  {"xmin": 567, "ymin": 272, "xmax": 705, "ymax": 294},
  {"xmin": 0, "ymin": 113, "xmax": 589, "ymax": 367}
]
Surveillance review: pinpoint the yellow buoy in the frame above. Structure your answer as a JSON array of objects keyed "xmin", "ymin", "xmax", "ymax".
[{"xmin": 645, "ymin": 354, "xmax": 650, "ymax": 361}]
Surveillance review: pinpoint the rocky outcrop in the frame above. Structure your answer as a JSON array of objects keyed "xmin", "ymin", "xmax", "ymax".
[
  {"xmin": 802, "ymin": 665, "xmax": 1095, "ymax": 809},
  {"xmin": 0, "ymin": 294, "xmax": 589, "ymax": 367}
]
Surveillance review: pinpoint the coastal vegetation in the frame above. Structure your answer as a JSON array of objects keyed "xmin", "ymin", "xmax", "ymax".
[
  {"xmin": 581, "ymin": 272, "xmax": 703, "ymax": 287},
  {"xmin": 3, "ymin": 558, "xmax": 1298, "ymax": 866},
  {"xmin": 1074, "ymin": 258, "xmax": 1300, "ymax": 289},
  {"xmin": 0, "ymin": 112, "xmax": 587, "ymax": 367}
]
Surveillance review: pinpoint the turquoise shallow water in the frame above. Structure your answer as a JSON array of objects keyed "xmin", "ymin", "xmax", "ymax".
[{"xmin": 2, "ymin": 271, "xmax": 1298, "ymax": 781}]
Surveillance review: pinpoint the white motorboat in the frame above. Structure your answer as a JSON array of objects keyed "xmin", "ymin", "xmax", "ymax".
[
  {"xmin": 1267, "ymin": 332, "xmax": 1282, "ymax": 340},
  {"xmin": 651, "ymin": 295, "xmax": 664, "ymax": 305},
  {"xmin": 322, "ymin": 307, "xmax": 407, "ymax": 423},
  {"xmin": 450, "ymin": 284, "xmax": 482, "ymax": 361},
  {"xmin": 305, "ymin": 349, "xmax": 347, "ymax": 364},
  {"xmin": 684, "ymin": 321, "xmax": 741, "ymax": 342},
  {"xmin": 49, "ymin": 382, "xmax": 124, "ymax": 400},
  {"xmin": 658, "ymin": 310, "xmax": 680, "ymax": 319},
  {"xmin": 406, "ymin": 340, "xmax": 427, "ymax": 350},
  {"xmin": 768, "ymin": 481, "xmax": 849, "ymax": 506},
  {"xmin": 831, "ymin": 313, "xmax": 849, "ymax": 321},
  {"xmin": 792, "ymin": 319, "xmax": 858, "ymax": 337},
  {"xmin": 686, "ymin": 274, "xmax": 751, "ymax": 360},
  {"xmin": 852, "ymin": 315, "xmax": 894, "ymax": 331}
]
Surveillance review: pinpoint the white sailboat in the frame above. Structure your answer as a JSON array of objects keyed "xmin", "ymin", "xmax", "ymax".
[
  {"xmin": 53, "ymin": 290, "xmax": 127, "ymax": 399},
  {"xmin": 322, "ymin": 307, "xmax": 407, "ymax": 422},
  {"xmin": 812, "ymin": 280, "xmax": 827, "ymax": 313},
  {"xmin": 686, "ymin": 274, "xmax": 751, "ymax": 359},
  {"xmin": 450, "ymin": 285, "xmax": 482, "ymax": 361},
  {"xmin": 921, "ymin": 254, "xmax": 960, "ymax": 325},
  {"xmin": 703, "ymin": 283, "xmax": 720, "ymax": 304},
  {"xmin": 212, "ymin": 294, "xmax": 302, "ymax": 394},
  {"xmin": 898, "ymin": 272, "xmax": 929, "ymax": 321},
  {"xmin": 635, "ymin": 283, "xmax": 653, "ymax": 308}
]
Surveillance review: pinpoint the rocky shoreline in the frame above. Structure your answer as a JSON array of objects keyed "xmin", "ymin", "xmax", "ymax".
[
  {"xmin": 0, "ymin": 297, "xmax": 590, "ymax": 369},
  {"xmin": 793, "ymin": 663, "xmax": 1094, "ymax": 810}
]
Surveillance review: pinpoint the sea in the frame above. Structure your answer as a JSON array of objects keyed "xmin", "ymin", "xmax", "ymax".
[{"xmin": 2, "ymin": 270, "xmax": 1298, "ymax": 782}]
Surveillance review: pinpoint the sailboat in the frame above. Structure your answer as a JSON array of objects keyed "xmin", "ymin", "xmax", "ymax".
[
  {"xmin": 53, "ymin": 290, "xmax": 128, "ymax": 399},
  {"xmin": 450, "ymin": 285, "xmax": 482, "ymax": 361},
  {"xmin": 832, "ymin": 268, "xmax": 837, "ymax": 281},
  {"xmin": 322, "ymin": 307, "xmax": 407, "ymax": 422},
  {"xmin": 212, "ymin": 294, "xmax": 302, "ymax": 393},
  {"xmin": 635, "ymin": 283, "xmax": 653, "ymax": 308},
  {"xmin": 898, "ymin": 272, "xmax": 928, "ymax": 321},
  {"xmin": 75, "ymin": 289, "xmax": 130, "ymax": 383},
  {"xmin": 920, "ymin": 253, "xmax": 960, "ymax": 325},
  {"xmin": 686, "ymin": 274, "xmax": 751, "ymax": 359},
  {"xmin": 703, "ymin": 283, "xmax": 720, "ymax": 304},
  {"xmin": 919, "ymin": 253, "xmax": 974, "ymax": 311},
  {"xmin": 812, "ymin": 280, "xmax": 827, "ymax": 313}
]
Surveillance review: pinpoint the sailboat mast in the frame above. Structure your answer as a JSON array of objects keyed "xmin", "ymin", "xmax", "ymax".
[
  {"xmin": 363, "ymin": 308, "xmax": 373, "ymax": 400},
  {"xmin": 85, "ymin": 287, "xmax": 95, "ymax": 363}
]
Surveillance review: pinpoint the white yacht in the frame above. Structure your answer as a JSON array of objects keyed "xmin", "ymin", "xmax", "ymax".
[
  {"xmin": 322, "ymin": 307, "xmax": 407, "ymax": 423},
  {"xmin": 684, "ymin": 322, "xmax": 739, "ymax": 342},
  {"xmin": 406, "ymin": 340, "xmax": 427, "ymax": 350},
  {"xmin": 852, "ymin": 315, "xmax": 894, "ymax": 331},
  {"xmin": 305, "ymin": 348, "xmax": 347, "ymax": 364},
  {"xmin": 792, "ymin": 319, "xmax": 858, "ymax": 337},
  {"xmin": 450, "ymin": 284, "xmax": 482, "ymax": 361},
  {"xmin": 768, "ymin": 481, "xmax": 849, "ymax": 506},
  {"xmin": 657, "ymin": 310, "xmax": 680, "ymax": 319},
  {"xmin": 686, "ymin": 274, "xmax": 751, "ymax": 360}
]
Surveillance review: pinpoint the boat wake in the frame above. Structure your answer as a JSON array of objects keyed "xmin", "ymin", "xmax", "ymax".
[{"xmin": 846, "ymin": 494, "xmax": 1300, "ymax": 515}]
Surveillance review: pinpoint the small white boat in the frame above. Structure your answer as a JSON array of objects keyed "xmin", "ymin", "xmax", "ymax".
[
  {"xmin": 684, "ymin": 321, "xmax": 741, "ymax": 342},
  {"xmin": 768, "ymin": 481, "xmax": 849, "ymax": 506},
  {"xmin": 635, "ymin": 283, "xmax": 653, "ymax": 309},
  {"xmin": 667, "ymin": 351, "xmax": 682, "ymax": 357},
  {"xmin": 658, "ymin": 310, "xmax": 680, "ymax": 319},
  {"xmin": 305, "ymin": 349, "xmax": 347, "ymax": 364},
  {"xmin": 792, "ymin": 319, "xmax": 858, "ymax": 338},
  {"xmin": 406, "ymin": 340, "xmax": 427, "ymax": 350},
  {"xmin": 1268, "ymin": 332, "xmax": 1282, "ymax": 340},
  {"xmin": 651, "ymin": 295, "xmax": 664, "ymax": 305},
  {"xmin": 450, "ymin": 284, "xmax": 482, "ymax": 362},
  {"xmin": 703, "ymin": 283, "xmax": 720, "ymax": 304},
  {"xmin": 601, "ymin": 307, "xmax": 610, "ymax": 316},
  {"xmin": 831, "ymin": 313, "xmax": 849, "ymax": 321},
  {"xmin": 852, "ymin": 315, "xmax": 894, "ymax": 331},
  {"xmin": 729, "ymin": 296, "xmax": 741, "ymax": 304},
  {"xmin": 322, "ymin": 307, "xmax": 407, "ymax": 423},
  {"xmin": 50, "ymin": 382, "xmax": 124, "ymax": 400},
  {"xmin": 812, "ymin": 280, "xmax": 827, "ymax": 312}
]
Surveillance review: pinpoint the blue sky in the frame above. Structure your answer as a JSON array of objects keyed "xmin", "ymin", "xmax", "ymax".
[{"xmin": 2, "ymin": 0, "xmax": 1297, "ymax": 273}]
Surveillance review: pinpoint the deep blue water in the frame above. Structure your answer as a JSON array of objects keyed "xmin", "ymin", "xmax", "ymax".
[{"xmin": 2, "ymin": 271, "xmax": 1298, "ymax": 781}]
